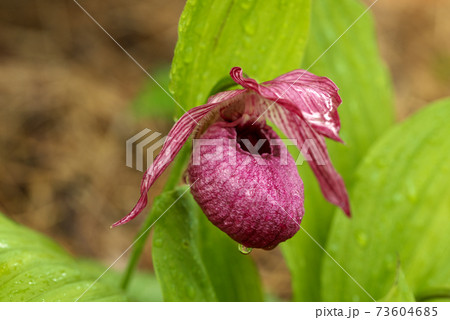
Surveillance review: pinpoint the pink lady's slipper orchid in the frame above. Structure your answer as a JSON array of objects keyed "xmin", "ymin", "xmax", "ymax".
[{"xmin": 114, "ymin": 67, "xmax": 350, "ymax": 250}]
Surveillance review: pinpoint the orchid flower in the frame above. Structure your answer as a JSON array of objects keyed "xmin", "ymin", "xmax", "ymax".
[{"xmin": 114, "ymin": 67, "xmax": 350, "ymax": 250}]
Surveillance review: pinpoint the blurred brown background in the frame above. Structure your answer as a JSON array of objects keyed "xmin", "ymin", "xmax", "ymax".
[{"xmin": 0, "ymin": 0, "xmax": 449, "ymax": 300}]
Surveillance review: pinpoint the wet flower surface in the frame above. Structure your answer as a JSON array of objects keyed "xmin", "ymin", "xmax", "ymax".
[
  {"xmin": 114, "ymin": 67, "xmax": 350, "ymax": 249},
  {"xmin": 188, "ymin": 121, "xmax": 304, "ymax": 249}
]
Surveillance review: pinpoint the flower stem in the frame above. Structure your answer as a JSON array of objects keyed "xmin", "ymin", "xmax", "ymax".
[{"xmin": 120, "ymin": 143, "xmax": 191, "ymax": 290}]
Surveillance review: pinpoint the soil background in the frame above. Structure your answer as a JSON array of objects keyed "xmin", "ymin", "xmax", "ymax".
[{"xmin": 1, "ymin": 0, "xmax": 449, "ymax": 300}]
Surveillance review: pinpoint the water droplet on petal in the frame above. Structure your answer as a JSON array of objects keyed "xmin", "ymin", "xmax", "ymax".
[{"xmin": 238, "ymin": 243, "xmax": 252, "ymax": 255}]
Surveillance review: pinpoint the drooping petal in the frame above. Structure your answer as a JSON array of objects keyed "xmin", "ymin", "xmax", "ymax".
[
  {"xmin": 268, "ymin": 106, "xmax": 351, "ymax": 216},
  {"xmin": 112, "ymin": 90, "xmax": 244, "ymax": 227},
  {"xmin": 230, "ymin": 67, "xmax": 342, "ymax": 142}
]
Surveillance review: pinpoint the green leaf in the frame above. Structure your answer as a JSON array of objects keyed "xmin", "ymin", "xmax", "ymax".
[
  {"xmin": 0, "ymin": 213, "xmax": 126, "ymax": 302},
  {"xmin": 322, "ymin": 99, "xmax": 450, "ymax": 301},
  {"xmin": 78, "ymin": 260, "xmax": 163, "ymax": 302},
  {"xmin": 131, "ymin": 65, "xmax": 176, "ymax": 119},
  {"xmin": 380, "ymin": 264, "xmax": 415, "ymax": 302},
  {"xmin": 281, "ymin": 0, "xmax": 394, "ymax": 301},
  {"xmin": 197, "ymin": 208, "xmax": 263, "ymax": 301},
  {"xmin": 126, "ymin": 271, "xmax": 163, "ymax": 302},
  {"xmin": 170, "ymin": 0, "xmax": 311, "ymax": 112},
  {"xmin": 417, "ymin": 289, "xmax": 450, "ymax": 302},
  {"xmin": 120, "ymin": 144, "xmax": 191, "ymax": 290},
  {"xmin": 152, "ymin": 186, "xmax": 263, "ymax": 301},
  {"xmin": 152, "ymin": 187, "xmax": 216, "ymax": 301}
]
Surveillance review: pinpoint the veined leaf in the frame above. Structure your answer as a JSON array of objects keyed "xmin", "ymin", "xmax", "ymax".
[
  {"xmin": 197, "ymin": 209, "xmax": 263, "ymax": 301},
  {"xmin": 281, "ymin": 0, "xmax": 394, "ymax": 301},
  {"xmin": 322, "ymin": 99, "xmax": 450, "ymax": 301},
  {"xmin": 152, "ymin": 187, "xmax": 216, "ymax": 301},
  {"xmin": 152, "ymin": 187, "xmax": 262, "ymax": 301},
  {"xmin": 77, "ymin": 260, "xmax": 163, "ymax": 302},
  {"xmin": 380, "ymin": 265, "xmax": 415, "ymax": 302},
  {"xmin": 125, "ymin": 271, "xmax": 163, "ymax": 302},
  {"xmin": 0, "ymin": 213, "xmax": 126, "ymax": 302},
  {"xmin": 170, "ymin": 0, "xmax": 311, "ymax": 112}
]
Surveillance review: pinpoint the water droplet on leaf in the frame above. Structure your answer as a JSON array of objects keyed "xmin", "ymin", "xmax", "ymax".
[
  {"xmin": 153, "ymin": 238, "xmax": 163, "ymax": 248},
  {"xmin": 356, "ymin": 231, "xmax": 368, "ymax": 247},
  {"xmin": 242, "ymin": 19, "xmax": 256, "ymax": 35},
  {"xmin": 183, "ymin": 45, "xmax": 194, "ymax": 63},
  {"xmin": 240, "ymin": 1, "xmax": 251, "ymax": 10},
  {"xmin": 187, "ymin": 285, "xmax": 195, "ymax": 298},
  {"xmin": 406, "ymin": 180, "xmax": 417, "ymax": 202}
]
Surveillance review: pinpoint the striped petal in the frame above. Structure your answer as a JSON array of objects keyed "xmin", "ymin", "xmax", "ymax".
[
  {"xmin": 112, "ymin": 90, "xmax": 244, "ymax": 227},
  {"xmin": 230, "ymin": 67, "xmax": 349, "ymax": 216},
  {"xmin": 230, "ymin": 67, "xmax": 342, "ymax": 142},
  {"xmin": 268, "ymin": 105, "xmax": 350, "ymax": 216}
]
